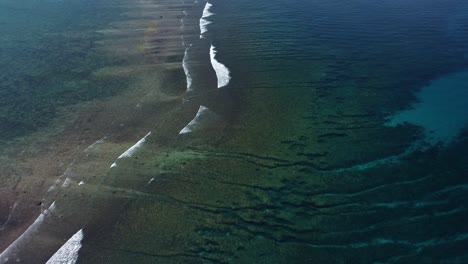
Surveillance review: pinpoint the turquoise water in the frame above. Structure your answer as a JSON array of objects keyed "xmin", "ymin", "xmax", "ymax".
[
  {"xmin": 387, "ymin": 70, "xmax": 468, "ymax": 145},
  {"xmin": 1, "ymin": 0, "xmax": 468, "ymax": 263}
]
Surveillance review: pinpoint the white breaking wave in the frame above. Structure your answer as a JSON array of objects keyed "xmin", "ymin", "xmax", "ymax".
[
  {"xmin": 48, "ymin": 201, "xmax": 57, "ymax": 212},
  {"xmin": 183, "ymin": 45, "xmax": 193, "ymax": 91},
  {"xmin": 110, "ymin": 132, "xmax": 151, "ymax": 168},
  {"xmin": 180, "ymin": 106, "xmax": 210, "ymax": 134},
  {"xmin": 179, "ymin": 105, "xmax": 222, "ymax": 134},
  {"xmin": 199, "ymin": 2, "xmax": 214, "ymax": 38},
  {"xmin": 46, "ymin": 229, "xmax": 84, "ymax": 264},
  {"xmin": 0, "ymin": 203, "xmax": 57, "ymax": 262},
  {"xmin": 202, "ymin": 2, "xmax": 214, "ymax": 17},
  {"xmin": 117, "ymin": 132, "xmax": 151, "ymax": 159},
  {"xmin": 199, "ymin": 19, "xmax": 212, "ymax": 37},
  {"xmin": 62, "ymin": 178, "xmax": 73, "ymax": 188},
  {"xmin": 0, "ymin": 213, "xmax": 45, "ymax": 256},
  {"xmin": 210, "ymin": 45, "xmax": 231, "ymax": 88}
]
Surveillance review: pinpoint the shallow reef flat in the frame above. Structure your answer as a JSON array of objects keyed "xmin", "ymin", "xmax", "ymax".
[
  {"xmin": 0, "ymin": 0, "xmax": 192, "ymax": 260},
  {"xmin": 73, "ymin": 0, "xmax": 468, "ymax": 263},
  {"xmin": 74, "ymin": 57, "xmax": 468, "ymax": 263}
]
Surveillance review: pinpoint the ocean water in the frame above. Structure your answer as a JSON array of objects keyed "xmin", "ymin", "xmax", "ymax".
[
  {"xmin": 0, "ymin": 0, "xmax": 126, "ymax": 141},
  {"xmin": 1, "ymin": 0, "xmax": 468, "ymax": 263},
  {"xmin": 386, "ymin": 69, "xmax": 468, "ymax": 145}
]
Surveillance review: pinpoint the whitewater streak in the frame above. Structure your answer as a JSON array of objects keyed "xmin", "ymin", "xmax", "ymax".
[
  {"xmin": 183, "ymin": 45, "xmax": 193, "ymax": 91},
  {"xmin": 179, "ymin": 105, "xmax": 224, "ymax": 134},
  {"xmin": 210, "ymin": 45, "xmax": 231, "ymax": 88},
  {"xmin": 199, "ymin": 2, "xmax": 214, "ymax": 38},
  {"xmin": 110, "ymin": 132, "xmax": 151, "ymax": 168},
  {"xmin": 0, "ymin": 202, "xmax": 57, "ymax": 263},
  {"xmin": 118, "ymin": 132, "xmax": 151, "ymax": 159},
  {"xmin": 46, "ymin": 229, "xmax": 84, "ymax": 264},
  {"xmin": 180, "ymin": 106, "xmax": 210, "ymax": 134}
]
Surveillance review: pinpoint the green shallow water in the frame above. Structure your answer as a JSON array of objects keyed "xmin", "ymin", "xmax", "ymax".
[
  {"xmin": 1, "ymin": 0, "xmax": 468, "ymax": 263},
  {"xmin": 0, "ymin": 0, "xmax": 130, "ymax": 141},
  {"xmin": 78, "ymin": 0, "xmax": 468, "ymax": 262}
]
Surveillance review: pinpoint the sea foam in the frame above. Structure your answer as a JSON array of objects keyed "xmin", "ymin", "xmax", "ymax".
[
  {"xmin": 180, "ymin": 106, "xmax": 210, "ymax": 134},
  {"xmin": 0, "ymin": 204, "xmax": 56, "ymax": 262},
  {"xmin": 179, "ymin": 105, "xmax": 223, "ymax": 134},
  {"xmin": 183, "ymin": 45, "xmax": 193, "ymax": 91},
  {"xmin": 210, "ymin": 45, "xmax": 231, "ymax": 88},
  {"xmin": 46, "ymin": 229, "xmax": 84, "ymax": 264},
  {"xmin": 110, "ymin": 132, "xmax": 151, "ymax": 168},
  {"xmin": 199, "ymin": 2, "xmax": 214, "ymax": 38},
  {"xmin": 117, "ymin": 132, "xmax": 151, "ymax": 159}
]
